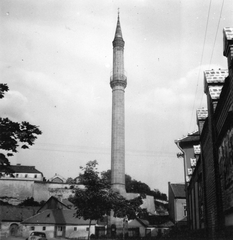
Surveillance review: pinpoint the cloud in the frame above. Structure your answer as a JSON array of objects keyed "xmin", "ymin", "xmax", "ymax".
[{"xmin": 0, "ymin": 90, "xmax": 30, "ymax": 121}]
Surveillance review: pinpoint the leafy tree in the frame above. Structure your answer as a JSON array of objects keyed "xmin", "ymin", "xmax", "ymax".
[
  {"xmin": 101, "ymin": 170, "xmax": 167, "ymax": 201},
  {"xmin": 19, "ymin": 197, "xmax": 41, "ymax": 206},
  {"xmin": 69, "ymin": 160, "xmax": 145, "ymax": 240},
  {"xmin": 0, "ymin": 84, "xmax": 42, "ymax": 176},
  {"xmin": 66, "ymin": 177, "xmax": 76, "ymax": 184}
]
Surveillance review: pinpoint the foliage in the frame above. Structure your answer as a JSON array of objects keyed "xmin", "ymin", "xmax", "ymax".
[
  {"xmin": 0, "ymin": 84, "xmax": 42, "ymax": 176},
  {"xmin": 101, "ymin": 170, "xmax": 167, "ymax": 201},
  {"xmin": 18, "ymin": 197, "xmax": 41, "ymax": 206},
  {"xmin": 66, "ymin": 177, "xmax": 76, "ymax": 184},
  {"xmin": 69, "ymin": 161, "xmax": 145, "ymax": 240}
]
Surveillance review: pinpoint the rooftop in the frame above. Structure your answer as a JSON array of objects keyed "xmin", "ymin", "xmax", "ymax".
[
  {"xmin": 170, "ymin": 183, "xmax": 185, "ymax": 198},
  {"xmin": 22, "ymin": 209, "xmax": 97, "ymax": 225},
  {"xmin": 0, "ymin": 165, "xmax": 42, "ymax": 174}
]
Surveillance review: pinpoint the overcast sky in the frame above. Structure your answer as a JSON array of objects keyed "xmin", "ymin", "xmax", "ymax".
[{"xmin": 0, "ymin": 0, "xmax": 232, "ymax": 194}]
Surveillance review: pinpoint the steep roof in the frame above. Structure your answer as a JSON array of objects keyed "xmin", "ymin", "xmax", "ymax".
[
  {"xmin": 37, "ymin": 196, "xmax": 70, "ymax": 213},
  {"xmin": 22, "ymin": 209, "xmax": 97, "ymax": 225},
  {"xmin": 6, "ymin": 165, "xmax": 42, "ymax": 174},
  {"xmin": 170, "ymin": 184, "xmax": 185, "ymax": 198},
  {"xmin": 114, "ymin": 11, "xmax": 123, "ymax": 40}
]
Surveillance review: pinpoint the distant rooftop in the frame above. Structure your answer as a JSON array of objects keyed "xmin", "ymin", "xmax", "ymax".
[
  {"xmin": 175, "ymin": 131, "xmax": 199, "ymax": 144},
  {"xmin": 1, "ymin": 164, "xmax": 42, "ymax": 174},
  {"xmin": 170, "ymin": 183, "xmax": 185, "ymax": 198}
]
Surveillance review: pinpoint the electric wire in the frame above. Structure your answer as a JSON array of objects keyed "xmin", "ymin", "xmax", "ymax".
[
  {"xmin": 188, "ymin": 0, "xmax": 212, "ymax": 132},
  {"xmin": 197, "ymin": 0, "xmax": 225, "ymax": 110}
]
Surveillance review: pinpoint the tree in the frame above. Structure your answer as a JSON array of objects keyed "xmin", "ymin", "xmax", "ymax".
[
  {"xmin": 0, "ymin": 84, "xmax": 42, "ymax": 176},
  {"xmin": 69, "ymin": 161, "xmax": 145, "ymax": 240},
  {"xmin": 101, "ymin": 170, "xmax": 167, "ymax": 201},
  {"xmin": 66, "ymin": 177, "xmax": 76, "ymax": 184},
  {"xmin": 19, "ymin": 197, "xmax": 41, "ymax": 206}
]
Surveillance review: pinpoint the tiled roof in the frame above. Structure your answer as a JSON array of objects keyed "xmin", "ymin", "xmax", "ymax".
[
  {"xmin": 4, "ymin": 165, "xmax": 42, "ymax": 174},
  {"xmin": 175, "ymin": 131, "xmax": 199, "ymax": 143},
  {"xmin": 22, "ymin": 209, "xmax": 97, "ymax": 225},
  {"xmin": 170, "ymin": 184, "xmax": 185, "ymax": 198}
]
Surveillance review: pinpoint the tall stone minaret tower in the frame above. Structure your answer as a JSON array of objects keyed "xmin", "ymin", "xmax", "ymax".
[{"xmin": 110, "ymin": 12, "xmax": 127, "ymax": 195}]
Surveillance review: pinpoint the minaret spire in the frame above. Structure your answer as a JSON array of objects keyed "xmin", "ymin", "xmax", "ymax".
[
  {"xmin": 110, "ymin": 12, "xmax": 127, "ymax": 195},
  {"xmin": 113, "ymin": 10, "xmax": 124, "ymax": 47}
]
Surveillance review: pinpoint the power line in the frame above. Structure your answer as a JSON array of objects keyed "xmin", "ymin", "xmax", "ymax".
[
  {"xmin": 209, "ymin": 0, "xmax": 225, "ymax": 66},
  {"xmin": 188, "ymin": 0, "xmax": 212, "ymax": 132},
  {"xmin": 197, "ymin": 0, "xmax": 225, "ymax": 110},
  {"xmin": 28, "ymin": 146, "xmax": 176, "ymax": 157}
]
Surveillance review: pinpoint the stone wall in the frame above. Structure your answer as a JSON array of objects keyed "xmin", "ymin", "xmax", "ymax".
[{"xmin": 0, "ymin": 179, "xmax": 80, "ymax": 203}]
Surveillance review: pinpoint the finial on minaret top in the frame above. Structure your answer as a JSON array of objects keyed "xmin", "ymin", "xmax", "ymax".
[{"xmin": 113, "ymin": 9, "xmax": 124, "ymax": 47}]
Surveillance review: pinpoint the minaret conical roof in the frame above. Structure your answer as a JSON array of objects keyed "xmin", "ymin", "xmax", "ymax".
[
  {"xmin": 114, "ymin": 13, "xmax": 123, "ymax": 39},
  {"xmin": 113, "ymin": 11, "xmax": 124, "ymax": 47}
]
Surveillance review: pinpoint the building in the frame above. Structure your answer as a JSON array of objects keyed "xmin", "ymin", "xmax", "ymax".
[
  {"xmin": 0, "ymin": 164, "xmax": 43, "ymax": 181},
  {"xmin": 22, "ymin": 196, "xmax": 97, "ymax": 239},
  {"xmin": 48, "ymin": 173, "xmax": 66, "ymax": 183},
  {"xmin": 175, "ymin": 27, "xmax": 233, "ymax": 239},
  {"xmin": 0, "ymin": 206, "xmax": 39, "ymax": 238},
  {"xmin": 168, "ymin": 183, "xmax": 187, "ymax": 227}
]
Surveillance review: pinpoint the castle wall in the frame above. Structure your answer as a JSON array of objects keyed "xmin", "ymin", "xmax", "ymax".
[
  {"xmin": 0, "ymin": 179, "xmax": 34, "ymax": 200},
  {"xmin": 0, "ymin": 179, "xmax": 78, "ymax": 203}
]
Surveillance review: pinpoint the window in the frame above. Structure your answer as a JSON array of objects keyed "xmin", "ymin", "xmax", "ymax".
[
  {"xmin": 31, "ymin": 227, "xmax": 35, "ymax": 230},
  {"xmin": 25, "ymin": 174, "xmax": 28, "ymax": 178},
  {"xmin": 42, "ymin": 226, "xmax": 46, "ymax": 230},
  {"xmin": 74, "ymin": 227, "xmax": 77, "ymax": 231},
  {"xmin": 86, "ymin": 227, "xmax": 89, "ymax": 231},
  {"xmin": 57, "ymin": 226, "xmax": 63, "ymax": 231},
  {"xmin": 16, "ymin": 174, "xmax": 19, "ymax": 177},
  {"xmin": 34, "ymin": 174, "xmax": 37, "ymax": 178}
]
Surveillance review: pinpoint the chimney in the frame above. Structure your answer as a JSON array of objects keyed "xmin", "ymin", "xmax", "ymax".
[
  {"xmin": 204, "ymin": 69, "xmax": 228, "ymax": 112},
  {"xmin": 196, "ymin": 108, "xmax": 208, "ymax": 134}
]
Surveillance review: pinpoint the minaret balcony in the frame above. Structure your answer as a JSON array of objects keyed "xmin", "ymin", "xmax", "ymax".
[{"xmin": 110, "ymin": 73, "xmax": 127, "ymax": 89}]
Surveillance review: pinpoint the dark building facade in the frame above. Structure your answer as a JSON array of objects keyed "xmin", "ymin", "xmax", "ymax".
[{"xmin": 175, "ymin": 27, "xmax": 233, "ymax": 239}]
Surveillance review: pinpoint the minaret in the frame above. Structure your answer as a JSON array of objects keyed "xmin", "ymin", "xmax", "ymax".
[{"xmin": 110, "ymin": 11, "xmax": 127, "ymax": 195}]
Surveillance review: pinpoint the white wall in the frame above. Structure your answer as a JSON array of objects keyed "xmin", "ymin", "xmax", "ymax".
[{"xmin": 175, "ymin": 198, "xmax": 186, "ymax": 222}]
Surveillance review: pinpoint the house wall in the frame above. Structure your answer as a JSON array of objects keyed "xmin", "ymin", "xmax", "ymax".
[
  {"xmin": 23, "ymin": 225, "xmax": 95, "ymax": 239},
  {"xmin": 174, "ymin": 198, "xmax": 186, "ymax": 223},
  {"xmin": 66, "ymin": 225, "xmax": 95, "ymax": 238},
  {"xmin": 2, "ymin": 173, "xmax": 43, "ymax": 181},
  {"xmin": 128, "ymin": 219, "xmax": 145, "ymax": 237},
  {"xmin": 187, "ymin": 156, "xmax": 204, "ymax": 230},
  {"xmin": 23, "ymin": 225, "xmax": 55, "ymax": 238}
]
